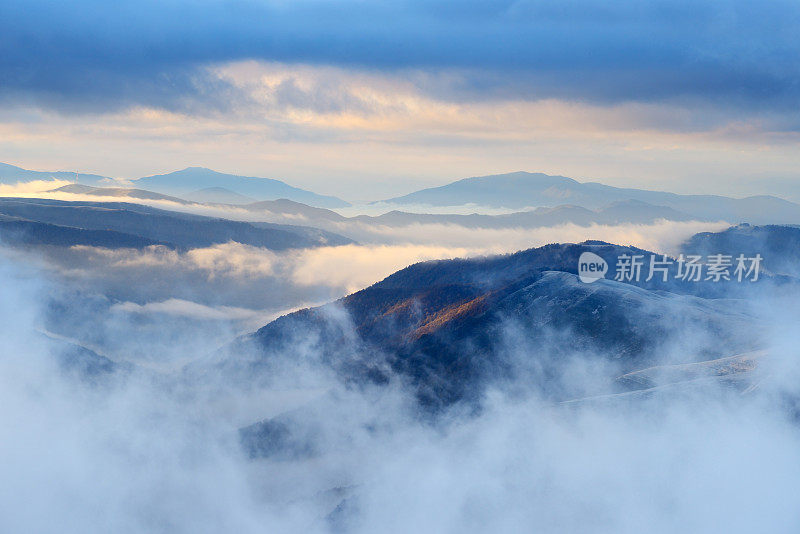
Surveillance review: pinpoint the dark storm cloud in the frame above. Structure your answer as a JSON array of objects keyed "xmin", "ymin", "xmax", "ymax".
[{"xmin": 1, "ymin": 0, "xmax": 799, "ymax": 113}]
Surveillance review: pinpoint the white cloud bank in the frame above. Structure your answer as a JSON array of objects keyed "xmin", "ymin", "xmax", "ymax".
[
  {"xmin": 60, "ymin": 219, "xmax": 726, "ymax": 294},
  {"xmin": 2, "ymin": 246, "xmax": 800, "ymax": 533}
]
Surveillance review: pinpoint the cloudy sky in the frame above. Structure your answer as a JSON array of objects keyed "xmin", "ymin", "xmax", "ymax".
[{"xmin": 2, "ymin": 0, "xmax": 800, "ymax": 200}]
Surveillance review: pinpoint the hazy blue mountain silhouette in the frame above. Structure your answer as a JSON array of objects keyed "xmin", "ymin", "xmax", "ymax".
[
  {"xmin": 355, "ymin": 199, "xmax": 699, "ymax": 228},
  {"xmin": 134, "ymin": 167, "xmax": 350, "ymax": 208},
  {"xmin": 0, "ymin": 197, "xmax": 352, "ymax": 250},
  {"xmin": 50, "ymin": 184, "xmax": 191, "ymax": 204},
  {"xmin": 243, "ymin": 198, "xmax": 349, "ymax": 222},
  {"xmin": 44, "ymin": 184, "xmax": 714, "ymax": 231},
  {"xmin": 0, "ymin": 162, "xmax": 112, "ymax": 187},
  {"xmin": 184, "ymin": 187, "xmax": 258, "ymax": 205},
  {"xmin": 2, "ymin": 162, "xmax": 350, "ymax": 209},
  {"xmin": 384, "ymin": 171, "xmax": 800, "ymax": 224}
]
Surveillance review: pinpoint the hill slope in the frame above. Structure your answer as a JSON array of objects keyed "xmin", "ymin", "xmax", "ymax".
[{"xmin": 222, "ymin": 240, "xmax": 772, "ymax": 414}]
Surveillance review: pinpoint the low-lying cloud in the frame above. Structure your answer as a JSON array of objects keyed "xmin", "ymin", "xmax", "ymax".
[
  {"xmin": 348, "ymin": 220, "xmax": 731, "ymax": 256},
  {"xmin": 111, "ymin": 298, "xmax": 267, "ymax": 322},
  {"xmin": 0, "ymin": 178, "xmax": 73, "ymax": 196},
  {"xmin": 2, "ymin": 243, "xmax": 800, "ymax": 533},
  {"xmin": 53, "ymin": 218, "xmax": 724, "ymax": 295},
  {"xmin": 1, "ymin": 219, "xmax": 723, "ymax": 367}
]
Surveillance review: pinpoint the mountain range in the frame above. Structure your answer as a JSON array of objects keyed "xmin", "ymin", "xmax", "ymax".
[
  {"xmin": 352, "ymin": 199, "xmax": 700, "ymax": 228},
  {"xmin": 383, "ymin": 171, "xmax": 800, "ymax": 224},
  {"xmin": 0, "ymin": 163, "xmax": 350, "ymax": 209},
  {"xmin": 43, "ymin": 183, "xmax": 707, "ymax": 231},
  {"xmin": 132, "ymin": 167, "xmax": 349, "ymax": 208},
  {"xmin": 0, "ymin": 162, "xmax": 113, "ymax": 187},
  {"xmin": 0, "ymin": 197, "xmax": 351, "ymax": 250},
  {"xmin": 7, "ymin": 163, "xmax": 800, "ymax": 225}
]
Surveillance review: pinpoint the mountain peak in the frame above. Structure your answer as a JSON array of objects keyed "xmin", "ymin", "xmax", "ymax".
[{"xmin": 456, "ymin": 171, "xmax": 580, "ymax": 185}]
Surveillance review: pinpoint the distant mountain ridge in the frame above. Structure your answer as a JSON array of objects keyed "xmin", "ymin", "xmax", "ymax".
[
  {"xmin": 184, "ymin": 187, "xmax": 258, "ymax": 205},
  {"xmin": 50, "ymin": 184, "xmax": 351, "ymax": 223},
  {"xmin": 0, "ymin": 162, "xmax": 113, "ymax": 187},
  {"xmin": 10, "ymin": 163, "xmax": 800, "ymax": 225},
  {"xmin": 1, "ymin": 163, "xmax": 350, "ymax": 209},
  {"xmin": 353, "ymin": 199, "xmax": 700, "ymax": 228},
  {"xmin": 51, "ymin": 184, "xmax": 695, "ymax": 229},
  {"xmin": 50, "ymin": 184, "xmax": 191, "ymax": 204},
  {"xmin": 383, "ymin": 171, "xmax": 800, "ymax": 225},
  {"xmin": 133, "ymin": 167, "xmax": 350, "ymax": 209},
  {"xmin": 0, "ymin": 214, "xmax": 170, "ymax": 249},
  {"xmin": 0, "ymin": 197, "xmax": 352, "ymax": 250}
]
